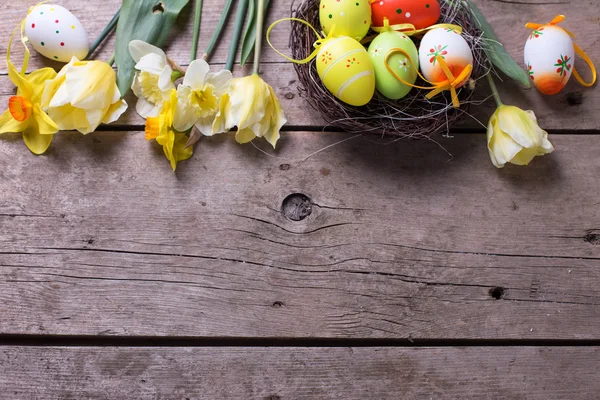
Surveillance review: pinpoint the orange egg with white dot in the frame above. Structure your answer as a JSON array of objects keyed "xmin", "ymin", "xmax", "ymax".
[
  {"xmin": 371, "ymin": 0, "xmax": 441, "ymax": 30},
  {"xmin": 25, "ymin": 4, "xmax": 89, "ymax": 63},
  {"xmin": 319, "ymin": 0, "xmax": 372, "ymax": 41},
  {"xmin": 418, "ymin": 28, "xmax": 473, "ymax": 87}
]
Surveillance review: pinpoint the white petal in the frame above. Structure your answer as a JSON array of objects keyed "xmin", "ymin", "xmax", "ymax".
[
  {"xmin": 182, "ymin": 59, "xmax": 210, "ymax": 89},
  {"xmin": 173, "ymin": 98, "xmax": 200, "ymax": 132},
  {"xmin": 48, "ymin": 81, "xmax": 71, "ymax": 108},
  {"xmin": 158, "ymin": 66, "xmax": 175, "ymax": 92},
  {"xmin": 207, "ymin": 69, "xmax": 233, "ymax": 96},
  {"xmin": 136, "ymin": 97, "xmax": 161, "ymax": 118},
  {"xmin": 131, "ymin": 72, "xmax": 143, "ymax": 97},
  {"xmin": 195, "ymin": 115, "xmax": 217, "ymax": 136},
  {"xmin": 135, "ymin": 53, "xmax": 166, "ymax": 75},
  {"xmin": 129, "ymin": 40, "xmax": 167, "ymax": 64},
  {"xmin": 84, "ymin": 108, "xmax": 106, "ymax": 133}
]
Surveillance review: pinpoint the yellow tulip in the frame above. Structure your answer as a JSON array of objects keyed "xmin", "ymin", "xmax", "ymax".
[
  {"xmin": 42, "ymin": 57, "xmax": 128, "ymax": 134},
  {"xmin": 145, "ymin": 90, "xmax": 193, "ymax": 171},
  {"xmin": 0, "ymin": 57, "xmax": 59, "ymax": 154},
  {"xmin": 213, "ymin": 74, "xmax": 287, "ymax": 148},
  {"xmin": 487, "ymin": 105, "xmax": 554, "ymax": 168}
]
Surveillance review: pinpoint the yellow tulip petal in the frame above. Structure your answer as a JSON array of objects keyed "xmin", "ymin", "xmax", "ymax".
[
  {"xmin": 48, "ymin": 104, "xmax": 91, "ymax": 133},
  {"xmin": 102, "ymin": 99, "xmax": 128, "ymax": 125},
  {"xmin": 498, "ymin": 106, "xmax": 542, "ymax": 148},
  {"xmin": 33, "ymin": 105, "xmax": 59, "ymax": 135},
  {"xmin": 511, "ymin": 147, "xmax": 539, "ymax": 166},
  {"xmin": 235, "ymin": 127, "xmax": 257, "ymax": 144},
  {"xmin": 0, "ymin": 109, "xmax": 28, "ymax": 134},
  {"xmin": 22, "ymin": 123, "xmax": 53, "ymax": 155}
]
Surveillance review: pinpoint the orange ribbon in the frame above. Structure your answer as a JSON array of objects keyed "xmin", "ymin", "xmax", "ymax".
[
  {"xmin": 526, "ymin": 15, "xmax": 596, "ymax": 88},
  {"xmin": 384, "ymin": 48, "xmax": 472, "ymax": 108}
]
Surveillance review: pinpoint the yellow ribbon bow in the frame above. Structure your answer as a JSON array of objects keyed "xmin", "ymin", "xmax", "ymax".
[
  {"xmin": 525, "ymin": 15, "xmax": 596, "ymax": 88},
  {"xmin": 384, "ymin": 48, "xmax": 472, "ymax": 108}
]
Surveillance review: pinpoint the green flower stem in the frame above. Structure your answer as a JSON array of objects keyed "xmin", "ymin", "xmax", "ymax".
[
  {"xmin": 108, "ymin": 53, "xmax": 115, "ymax": 66},
  {"xmin": 225, "ymin": 0, "xmax": 249, "ymax": 71},
  {"xmin": 486, "ymin": 73, "xmax": 504, "ymax": 108},
  {"xmin": 203, "ymin": 0, "xmax": 234, "ymax": 62},
  {"xmin": 253, "ymin": 0, "xmax": 266, "ymax": 75},
  {"xmin": 190, "ymin": 0, "xmax": 203, "ymax": 61},
  {"xmin": 87, "ymin": 8, "xmax": 120, "ymax": 60}
]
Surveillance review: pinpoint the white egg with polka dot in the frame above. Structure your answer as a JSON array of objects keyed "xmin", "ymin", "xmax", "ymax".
[{"xmin": 25, "ymin": 4, "xmax": 89, "ymax": 63}]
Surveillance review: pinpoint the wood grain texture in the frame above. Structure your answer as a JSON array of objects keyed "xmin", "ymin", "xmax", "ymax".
[
  {"xmin": 1, "ymin": 346, "xmax": 599, "ymax": 399},
  {"xmin": 1, "ymin": 0, "xmax": 599, "ymax": 130},
  {"xmin": 1, "ymin": 131, "xmax": 599, "ymax": 339}
]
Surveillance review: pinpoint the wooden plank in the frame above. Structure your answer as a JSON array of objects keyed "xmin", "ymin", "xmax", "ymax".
[
  {"xmin": 1, "ymin": 0, "xmax": 599, "ymax": 130},
  {"xmin": 1, "ymin": 131, "xmax": 600, "ymax": 339},
  {"xmin": 1, "ymin": 346, "xmax": 599, "ymax": 399}
]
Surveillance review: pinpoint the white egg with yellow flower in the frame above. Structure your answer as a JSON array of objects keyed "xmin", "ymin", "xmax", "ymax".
[{"xmin": 25, "ymin": 4, "xmax": 89, "ymax": 63}]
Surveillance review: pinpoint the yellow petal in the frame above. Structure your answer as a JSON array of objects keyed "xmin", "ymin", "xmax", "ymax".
[
  {"xmin": 7, "ymin": 60, "xmax": 32, "ymax": 99},
  {"xmin": 172, "ymin": 132, "xmax": 194, "ymax": 167},
  {"xmin": 33, "ymin": 105, "xmax": 59, "ymax": 135},
  {"xmin": 22, "ymin": 123, "xmax": 53, "ymax": 155},
  {"xmin": 27, "ymin": 68, "xmax": 58, "ymax": 103},
  {"xmin": 0, "ymin": 109, "xmax": 28, "ymax": 134},
  {"xmin": 48, "ymin": 104, "xmax": 91, "ymax": 133},
  {"xmin": 497, "ymin": 105, "xmax": 543, "ymax": 148}
]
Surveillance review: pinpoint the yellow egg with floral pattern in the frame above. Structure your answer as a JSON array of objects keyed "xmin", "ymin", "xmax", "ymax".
[
  {"xmin": 319, "ymin": 0, "xmax": 372, "ymax": 41},
  {"xmin": 317, "ymin": 36, "xmax": 375, "ymax": 106}
]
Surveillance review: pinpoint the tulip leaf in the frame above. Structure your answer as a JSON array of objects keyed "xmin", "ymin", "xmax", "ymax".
[
  {"xmin": 467, "ymin": 0, "xmax": 531, "ymax": 88},
  {"xmin": 240, "ymin": 0, "xmax": 270, "ymax": 66},
  {"xmin": 115, "ymin": 0, "xmax": 190, "ymax": 97}
]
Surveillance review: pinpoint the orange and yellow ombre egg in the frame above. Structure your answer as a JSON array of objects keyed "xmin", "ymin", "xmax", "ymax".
[{"xmin": 316, "ymin": 36, "xmax": 376, "ymax": 106}]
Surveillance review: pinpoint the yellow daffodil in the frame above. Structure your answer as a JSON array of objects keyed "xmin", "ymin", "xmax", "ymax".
[
  {"xmin": 129, "ymin": 40, "xmax": 175, "ymax": 118},
  {"xmin": 487, "ymin": 105, "xmax": 554, "ymax": 168},
  {"xmin": 173, "ymin": 59, "xmax": 232, "ymax": 141},
  {"xmin": 0, "ymin": 58, "xmax": 59, "ymax": 154},
  {"xmin": 42, "ymin": 57, "xmax": 128, "ymax": 135},
  {"xmin": 145, "ymin": 89, "xmax": 193, "ymax": 171},
  {"xmin": 213, "ymin": 74, "xmax": 286, "ymax": 148}
]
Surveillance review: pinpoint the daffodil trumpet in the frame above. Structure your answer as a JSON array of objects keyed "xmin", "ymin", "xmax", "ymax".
[{"xmin": 485, "ymin": 74, "xmax": 554, "ymax": 168}]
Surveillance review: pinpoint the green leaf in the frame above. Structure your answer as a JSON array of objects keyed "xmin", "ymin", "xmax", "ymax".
[
  {"xmin": 115, "ymin": 0, "xmax": 190, "ymax": 97},
  {"xmin": 240, "ymin": 0, "xmax": 270, "ymax": 66},
  {"xmin": 467, "ymin": 0, "xmax": 531, "ymax": 88}
]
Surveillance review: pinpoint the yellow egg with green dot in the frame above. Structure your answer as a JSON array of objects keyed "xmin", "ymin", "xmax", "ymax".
[
  {"xmin": 319, "ymin": 0, "xmax": 372, "ymax": 41},
  {"xmin": 316, "ymin": 36, "xmax": 375, "ymax": 106}
]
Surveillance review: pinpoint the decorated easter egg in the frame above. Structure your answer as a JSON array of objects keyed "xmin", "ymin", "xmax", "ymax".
[
  {"xmin": 317, "ymin": 36, "xmax": 375, "ymax": 106},
  {"xmin": 320, "ymin": 0, "xmax": 372, "ymax": 41},
  {"xmin": 25, "ymin": 4, "xmax": 89, "ymax": 63},
  {"xmin": 524, "ymin": 25, "xmax": 574, "ymax": 95},
  {"xmin": 418, "ymin": 28, "xmax": 473, "ymax": 87},
  {"xmin": 368, "ymin": 31, "xmax": 419, "ymax": 99},
  {"xmin": 371, "ymin": 0, "xmax": 441, "ymax": 30}
]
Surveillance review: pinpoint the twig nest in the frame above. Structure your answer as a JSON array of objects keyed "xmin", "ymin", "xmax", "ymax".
[{"xmin": 290, "ymin": 0, "xmax": 485, "ymax": 137}]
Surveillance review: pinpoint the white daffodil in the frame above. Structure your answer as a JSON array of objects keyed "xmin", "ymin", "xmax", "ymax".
[
  {"xmin": 129, "ymin": 40, "xmax": 175, "ymax": 118},
  {"xmin": 173, "ymin": 59, "xmax": 232, "ymax": 138}
]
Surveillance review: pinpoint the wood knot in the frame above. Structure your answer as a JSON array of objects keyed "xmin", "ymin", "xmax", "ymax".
[
  {"xmin": 489, "ymin": 286, "xmax": 506, "ymax": 300},
  {"xmin": 584, "ymin": 232, "xmax": 600, "ymax": 245},
  {"xmin": 279, "ymin": 163, "xmax": 291, "ymax": 171},
  {"xmin": 282, "ymin": 193, "xmax": 312, "ymax": 222},
  {"xmin": 566, "ymin": 92, "xmax": 583, "ymax": 106},
  {"xmin": 272, "ymin": 301, "xmax": 284, "ymax": 308}
]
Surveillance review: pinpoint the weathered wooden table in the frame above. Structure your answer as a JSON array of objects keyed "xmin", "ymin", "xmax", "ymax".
[{"xmin": 1, "ymin": 0, "xmax": 599, "ymax": 398}]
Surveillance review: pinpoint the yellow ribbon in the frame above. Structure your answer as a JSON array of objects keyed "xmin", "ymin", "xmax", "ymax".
[
  {"xmin": 7, "ymin": 1, "xmax": 50, "ymax": 76},
  {"xmin": 384, "ymin": 47, "xmax": 472, "ymax": 108},
  {"xmin": 267, "ymin": 18, "xmax": 335, "ymax": 65},
  {"xmin": 525, "ymin": 15, "xmax": 596, "ymax": 88}
]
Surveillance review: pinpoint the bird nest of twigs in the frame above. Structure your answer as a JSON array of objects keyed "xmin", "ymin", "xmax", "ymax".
[{"xmin": 289, "ymin": 0, "xmax": 486, "ymax": 137}]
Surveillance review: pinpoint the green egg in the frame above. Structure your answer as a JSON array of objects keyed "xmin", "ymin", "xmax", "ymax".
[{"xmin": 368, "ymin": 31, "xmax": 419, "ymax": 100}]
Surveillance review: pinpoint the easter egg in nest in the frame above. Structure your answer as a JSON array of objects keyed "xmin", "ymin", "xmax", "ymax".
[
  {"xmin": 524, "ymin": 25, "xmax": 574, "ymax": 95},
  {"xmin": 319, "ymin": 0, "xmax": 372, "ymax": 41},
  {"xmin": 25, "ymin": 4, "xmax": 89, "ymax": 63},
  {"xmin": 316, "ymin": 36, "xmax": 376, "ymax": 106},
  {"xmin": 418, "ymin": 28, "xmax": 473, "ymax": 88},
  {"xmin": 371, "ymin": 0, "xmax": 441, "ymax": 30},
  {"xmin": 368, "ymin": 31, "xmax": 419, "ymax": 100}
]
